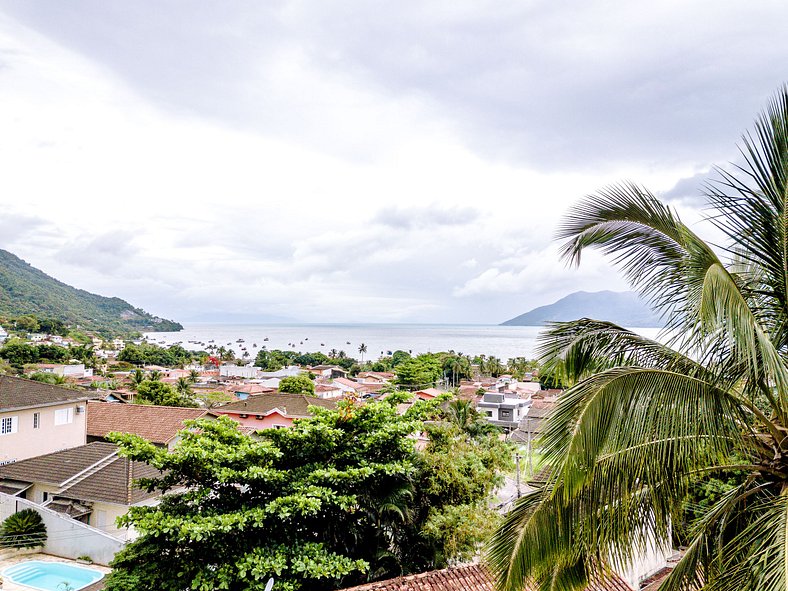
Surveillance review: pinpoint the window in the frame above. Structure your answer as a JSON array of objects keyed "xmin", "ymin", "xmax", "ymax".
[
  {"xmin": 0, "ymin": 416, "xmax": 17, "ymax": 435},
  {"xmin": 33, "ymin": 412, "xmax": 40, "ymax": 429},
  {"xmin": 54, "ymin": 408, "xmax": 74, "ymax": 426}
]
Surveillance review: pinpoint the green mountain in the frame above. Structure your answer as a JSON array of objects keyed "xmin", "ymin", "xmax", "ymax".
[
  {"xmin": 501, "ymin": 290, "xmax": 662, "ymax": 327},
  {"xmin": 0, "ymin": 249, "xmax": 182, "ymax": 337}
]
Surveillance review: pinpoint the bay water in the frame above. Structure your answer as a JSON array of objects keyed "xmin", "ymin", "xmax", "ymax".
[{"xmin": 145, "ymin": 323, "xmax": 662, "ymax": 362}]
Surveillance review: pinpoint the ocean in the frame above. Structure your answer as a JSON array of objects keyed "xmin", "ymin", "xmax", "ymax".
[{"xmin": 143, "ymin": 323, "xmax": 663, "ymax": 362}]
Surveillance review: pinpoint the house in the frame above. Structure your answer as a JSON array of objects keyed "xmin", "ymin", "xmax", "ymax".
[
  {"xmin": 509, "ymin": 397, "xmax": 558, "ymax": 444},
  {"xmin": 356, "ymin": 371, "xmax": 394, "ymax": 384},
  {"xmin": 28, "ymin": 363, "xmax": 93, "ymax": 379},
  {"xmin": 0, "ymin": 375, "xmax": 94, "ymax": 465},
  {"xmin": 214, "ymin": 393, "xmax": 338, "ymax": 429},
  {"xmin": 308, "ymin": 365, "xmax": 348, "ymax": 379},
  {"xmin": 0, "ymin": 326, "xmax": 7, "ymax": 344},
  {"xmin": 0, "ymin": 441, "xmax": 161, "ymax": 540},
  {"xmin": 476, "ymin": 391, "xmax": 531, "ymax": 429},
  {"xmin": 220, "ymin": 364, "xmax": 261, "ymax": 379},
  {"xmin": 86, "ymin": 401, "xmax": 216, "ymax": 450},
  {"xmin": 337, "ymin": 563, "xmax": 633, "ymax": 591},
  {"xmin": 315, "ymin": 383, "xmax": 345, "ymax": 399},
  {"xmin": 332, "ymin": 377, "xmax": 365, "ymax": 395},
  {"xmin": 413, "ymin": 388, "xmax": 444, "ymax": 401}
]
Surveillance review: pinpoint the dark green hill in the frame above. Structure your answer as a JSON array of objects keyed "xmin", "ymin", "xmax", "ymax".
[
  {"xmin": 0, "ymin": 249, "xmax": 182, "ymax": 337},
  {"xmin": 501, "ymin": 290, "xmax": 662, "ymax": 327}
]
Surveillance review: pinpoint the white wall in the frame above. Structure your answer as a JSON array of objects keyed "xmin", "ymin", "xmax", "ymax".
[
  {"xmin": 0, "ymin": 402, "xmax": 87, "ymax": 464},
  {"xmin": 0, "ymin": 493, "xmax": 125, "ymax": 566}
]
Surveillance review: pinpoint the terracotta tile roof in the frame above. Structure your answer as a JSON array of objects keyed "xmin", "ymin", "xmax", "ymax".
[
  {"xmin": 0, "ymin": 441, "xmax": 161, "ymax": 505},
  {"xmin": 338, "ymin": 564, "xmax": 633, "ymax": 591},
  {"xmin": 216, "ymin": 393, "xmax": 337, "ymax": 418},
  {"xmin": 0, "ymin": 375, "xmax": 93, "ymax": 411},
  {"xmin": 87, "ymin": 401, "xmax": 213, "ymax": 445}
]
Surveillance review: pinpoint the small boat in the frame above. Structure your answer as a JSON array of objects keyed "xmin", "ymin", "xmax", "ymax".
[
  {"xmin": 346, "ymin": 341, "xmax": 350, "ymax": 345},
  {"xmin": 320, "ymin": 343, "xmax": 325, "ymax": 346},
  {"xmin": 263, "ymin": 337, "xmax": 269, "ymax": 341}
]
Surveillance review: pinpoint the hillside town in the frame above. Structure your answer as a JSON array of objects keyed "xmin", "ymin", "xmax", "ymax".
[{"xmin": 0, "ymin": 321, "xmax": 681, "ymax": 591}]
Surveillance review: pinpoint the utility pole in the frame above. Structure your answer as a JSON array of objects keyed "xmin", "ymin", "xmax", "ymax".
[{"xmin": 515, "ymin": 452, "xmax": 521, "ymax": 498}]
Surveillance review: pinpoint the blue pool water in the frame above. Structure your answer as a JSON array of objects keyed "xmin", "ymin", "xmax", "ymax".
[{"xmin": 2, "ymin": 560, "xmax": 103, "ymax": 591}]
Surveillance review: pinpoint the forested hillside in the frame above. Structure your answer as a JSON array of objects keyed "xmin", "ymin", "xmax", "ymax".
[{"xmin": 0, "ymin": 249, "xmax": 181, "ymax": 337}]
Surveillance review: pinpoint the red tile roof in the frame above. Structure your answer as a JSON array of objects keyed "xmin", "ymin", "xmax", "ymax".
[
  {"xmin": 87, "ymin": 401, "xmax": 213, "ymax": 445},
  {"xmin": 338, "ymin": 564, "xmax": 632, "ymax": 591}
]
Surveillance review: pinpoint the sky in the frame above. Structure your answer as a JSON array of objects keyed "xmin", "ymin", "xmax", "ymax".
[{"xmin": 0, "ymin": 1, "xmax": 787, "ymax": 324}]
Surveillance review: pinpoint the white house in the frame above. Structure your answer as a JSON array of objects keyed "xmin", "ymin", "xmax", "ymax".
[
  {"xmin": 477, "ymin": 391, "xmax": 531, "ymax": 429},
  {"xmin": 0, "ymin": 326, "xmax": 7, "ymax": 344}
]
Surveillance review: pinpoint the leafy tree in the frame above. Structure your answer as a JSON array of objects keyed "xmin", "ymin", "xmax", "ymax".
[
  {"xmin": 193, "ymin": 390, "xmax": 235, "ymax": 409},
  {"xmin": 104, "ymin": 401, "xmax": 510, "ymax": 591},
  {"xmin": 135, "ymin": 381, "xmax": 196, "ymax": 408},
  {"xmin": 27, "ymin": 372, "xmax": 68, "ymax": 385},
  {"xmin": 488, "ymin": 86, "xmax": 788, "ymax": 591},
  {"xmin": 278, "ymin": 374, "xmax": 316, "ymax": 396},
  {"xmin": 394, "ymin": 355, "xmax": 442, "ymax": 390}
]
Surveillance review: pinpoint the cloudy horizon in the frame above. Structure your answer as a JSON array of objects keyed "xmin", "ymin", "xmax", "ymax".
[{"xmin": 1, "ymin": 1, "xmax": 786, "ymax": 324}]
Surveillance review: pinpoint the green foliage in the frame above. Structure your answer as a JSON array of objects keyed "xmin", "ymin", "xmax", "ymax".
[
  {"xmin": 118, "ymin": 343, "xmax": 194, "ymax": 367},
  {"xmin": 105, "ymin": 401, "xmax": 510, "ymax": 591},
  {"xmin": 0, "ymin": 508, "xmax": 47, "ymax": 548},
  {"xmin": 487, "ymin": 86, "xmax": 788, "ymax": 591},
  {"xmin": 0, "ymin": 250, "xmax": 182, "ymax": 338},
  {"xmin": 27, "ymin": 372, "xmax": 68, "ymax": 385},
  {"xmin": 136, "ymin": 380, "xmax": 197, "ymax": 407},
  {"xmin": 394, "ymin": 354, "xmax": 442, "ymax": 389},
  {"xmin": 278, "ymin": 374, "xmax": 316, "ymax": 395},
  {"xmin": 0, "ymin": 341, "xmax": 69, "ymax": 365}
]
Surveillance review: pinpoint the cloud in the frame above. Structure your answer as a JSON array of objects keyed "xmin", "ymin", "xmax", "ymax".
[{"xmin": 373, "ymin": 204, "xmax": 480, "ymax": 229}]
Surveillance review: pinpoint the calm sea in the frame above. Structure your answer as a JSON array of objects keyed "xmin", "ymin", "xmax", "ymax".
[{"xmin": 144, "ymin": 324, "xmax": 662, "ymax": 362}]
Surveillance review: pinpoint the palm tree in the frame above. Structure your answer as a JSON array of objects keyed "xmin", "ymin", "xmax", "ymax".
[
  {"xmin": 188, "ymin": 369, "xmax": 200, "ymax": 383},
  {"xmin": 129, "ymin": 369, "xmax": 145, "ymax": 390},
  {"xmin": 488, "ymin": 86, "xmax": 788, "ymax": 591},
  {"xmin": 359, "ymin": 343, "xmax": 368, "ymax": 364},
  {"xmin": 176, "ymin": 377, "xmax": 193, "ymax": 397}
]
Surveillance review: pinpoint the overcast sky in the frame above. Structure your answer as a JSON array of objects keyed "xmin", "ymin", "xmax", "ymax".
[{"xmin": 0, "ymin": 1, "xmax": 786, "ymax": 324}]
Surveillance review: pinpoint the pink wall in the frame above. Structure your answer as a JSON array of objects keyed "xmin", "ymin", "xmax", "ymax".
[{"xmin": 215, "ymin": 410, "xmax": 294, "ymax": 430}]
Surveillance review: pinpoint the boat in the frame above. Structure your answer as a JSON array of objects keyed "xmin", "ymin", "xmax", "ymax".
[{"xmin": 263, "ymin": 337, "xmax": 269, "ymax": 341}]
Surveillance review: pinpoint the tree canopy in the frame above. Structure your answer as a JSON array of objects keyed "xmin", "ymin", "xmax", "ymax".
[
  {"xmin": 488, "ymin": 85, "xmax": 788, "ymax": 591},
  {"xmin": 104, "ymin": 398, "xmax": 510, "ymax": 591}
]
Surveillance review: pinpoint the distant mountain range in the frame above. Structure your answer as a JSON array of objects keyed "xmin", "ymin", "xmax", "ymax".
[
  {"xmin": 501, "ymin": 291, "xmax": 662, "ymax": 327},
  {"xmin": 0, "ymin": 248, "xmax": 182, "ymax": 337}
]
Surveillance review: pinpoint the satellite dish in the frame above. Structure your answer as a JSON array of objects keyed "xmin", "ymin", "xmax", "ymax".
[{"xmin": 264, "ymin": 579, "xmax": 275, "ymax": 591}]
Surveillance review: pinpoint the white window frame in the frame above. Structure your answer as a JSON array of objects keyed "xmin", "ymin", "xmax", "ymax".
[
  {"xmin": 54, "ymin": 407, "xmax": 74, "ymax": 426},
  {"xmin": 0, "ymin": 416, "xmax": 18, "ymax": 435}
]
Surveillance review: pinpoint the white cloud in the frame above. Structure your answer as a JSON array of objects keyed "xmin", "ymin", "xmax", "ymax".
[{"xmin": 0, "ymin": 3, "xmax": 780, "ymax": 324}]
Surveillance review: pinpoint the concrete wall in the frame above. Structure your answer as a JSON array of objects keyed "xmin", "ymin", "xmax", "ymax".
[
  {"xmin": 0, "ymin": 402, "xmax": 87, "ymax": 464},
  {"xmin": 0, "ymin": 493, "xmax": 125, "ymax": 566}
]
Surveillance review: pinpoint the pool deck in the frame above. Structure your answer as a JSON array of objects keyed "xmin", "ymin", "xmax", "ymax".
[{"xmin": 0, "ymin": 553, "xmax": 110, "ymax": 591}]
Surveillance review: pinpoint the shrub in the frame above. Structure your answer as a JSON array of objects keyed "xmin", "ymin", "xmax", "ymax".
[{"xmin": 0, "ymin": 508, "xmax": 47, "ymax": 548}]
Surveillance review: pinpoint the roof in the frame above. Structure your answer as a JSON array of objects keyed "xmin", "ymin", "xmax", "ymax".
[
  {"xmin": 0, "ymin": 375, "xmax": 93, "ymax": 411},
  {"xmin": 0, "ymin": 441, "xmax": 161, "ymax": 505},
  {"xmin": 87, "ymin": 401, "xmax": 213, "ymax": 445},
  {"xmin": 337, "ymin": 564, "xmax": 632, "ymax": 591},
  {"xmin": 216, "ymin": 393, "xmax": 337, "ymax": 417}
]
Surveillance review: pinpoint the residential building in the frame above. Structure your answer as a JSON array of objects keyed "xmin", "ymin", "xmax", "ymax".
[
  {"xmin": 0, "ymin": 326, "xmax": 7, "ymax": 344},
  {"xmin": 413, "ymin": 388, "xmax": 444, "ymax": 401},
  {"xmin": 29, "ymin": 363, "xmax": 93, "ymax": 379},
  {"xmin": 214, "ymin": 393, "xmax": 337, "ymax": 429},
  {"xmin": 476, "ymin": 391, "xmax": 531, "ymax": 429},
  {"xmin": 0, "ymin": 375, "xmax": 93, "ymax": 464},
  {"xmin": 220, "ymin": 364, "xmax": 261, "ymax": 379},
  {"xmin": 86, "ymin": 401, "xmax": 216, "ymax": 450},
  {"xmin": 0, "ymin": 441, "xmax": 161, "ymax": 540},
  {"xmin": 337, "ymin": 563, "xmax": 633, "ymax": 591}
]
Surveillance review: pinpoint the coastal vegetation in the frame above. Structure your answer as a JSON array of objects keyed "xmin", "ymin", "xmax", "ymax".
[
  {"xmin": 104, "ymin": 398, "xmax": 511, "ymax": 591},
  {"xmin": 0, "ymin": 248, "xmax": 182, "ymax": 337},
  {"xmin": 488, "ymin": 86, "xmax": 788, "ymax": 591}
]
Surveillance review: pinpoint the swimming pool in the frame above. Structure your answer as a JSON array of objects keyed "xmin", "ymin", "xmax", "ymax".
[{"xmin": 2, "ymin": 560, "xmax": 104, "ymax": 591}]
